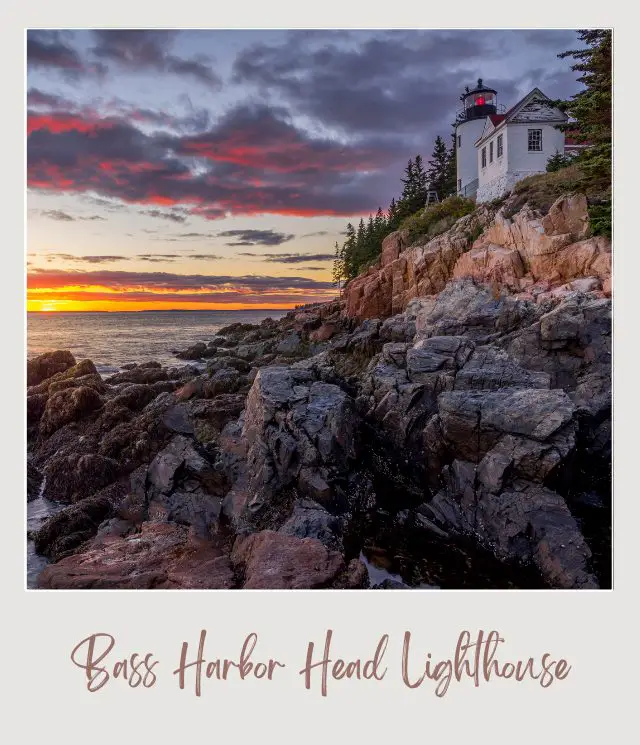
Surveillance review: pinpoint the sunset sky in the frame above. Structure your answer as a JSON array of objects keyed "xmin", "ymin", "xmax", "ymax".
[{"xmin": 27, "ymin": 29, "xmax": 583, "ymax": 311}]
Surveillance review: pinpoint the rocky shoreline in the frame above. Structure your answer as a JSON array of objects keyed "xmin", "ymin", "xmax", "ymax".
[{"xmin": 26, "ymin": 193, "xmax": 611, "ymax": 589}]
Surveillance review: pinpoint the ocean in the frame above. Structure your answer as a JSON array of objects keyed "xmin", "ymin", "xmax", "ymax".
[{"xmin": 27, "ymin": 309, "xmax": 290, "ymax": 374}]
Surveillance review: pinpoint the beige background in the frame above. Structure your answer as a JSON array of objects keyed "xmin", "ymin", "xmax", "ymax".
[{"xmin": 5, "ymin": 5, "xmax": 635, "ymax": 741}]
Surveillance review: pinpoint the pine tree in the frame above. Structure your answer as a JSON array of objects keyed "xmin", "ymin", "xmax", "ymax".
[
  {"xmin": 443, "ymin": 126, "xmax": 458, "ymax": 197},
  {"xmin": 332, "ymin": 240, "xmax": 344, "ymax": 288},
  {"xmin": 387, "ymin": 197, "xmax": 400, "ymax": 231},
  {"xmin": 556, "ymin": 30, "xmax": 612, "ymax": 188},
  {"xmin": 397, "ymin": 158, "xmax": 415, "ymax": 220},
  {"xmin": 412, "ymin": 154, "xmax": 428, "ymax": 208},
  {"xmin": 397, "ymin": 156, "xmax": 429, "ymax": 220},
  {"xmin": 374, "ymin": 206, "xmax": 386, "ymax": 241},
  {"xmin": 342, "ymin": 222, "xmax": 357, "ymax": 280},
  {"xmin": 427, "ymin": 136, "xmax": 450, "ymax": 198},
  {"xmin": 354, "ymin": 218, "xmax": 366, "ymax": 270},
  {"xmin": 546, "ymin": 150, "xmax": 575, "ymax": 172}
]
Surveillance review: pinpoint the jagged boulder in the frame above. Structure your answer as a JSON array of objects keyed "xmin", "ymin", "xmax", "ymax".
[
  {"xmin": 426, "ymin": 460, "xmax": 597, "ymax": 589},
  {"xmin": 39, "ymin": 385, "xmax": 103, "ymax": 435},
  {"xmin": 231, "ymin": 530, "xmax": 345, "ymax": 589},
  {"xmin": 145, "ymin": 434, "xmax": 228, "ymax": 537},
  {"xmin": 42, "ymin": 452, "xmax": 121, "ymax": 503},
  {"xmin": 38, "ymin": 522, "xmax": 235, "ymax": 589},
  {"xmin": 223, "ymin": 366, "xmax": 358, "ymax": 530},
  {"xmin": 27, "ymin": 350, "xmax": 76, "ymax": 387}
]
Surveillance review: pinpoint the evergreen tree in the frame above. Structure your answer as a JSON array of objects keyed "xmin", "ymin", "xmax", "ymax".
[
  {"xmin": 397, "ymin": 156, "xmax": 429, "ymax": 220},
  {"xmin": 397, "ymin": 158, "xmax": 415, "ymax": 220},
  {"xmin": 374, "ymin": 206, "xmax": 386, "ymax": 242},
  {"xmin": 556, "ymin": 30, "xmax": 612, "ymax": 187},
  {"xmin": 443, "ymin": 125, "xmax": 458, "ymax": 197},
  {"xmin": 366, "ymin": 214, "xmax": 375, "ymax": 243},
  {"xmin": 426, "ymin": 136, "xmax": 450, "ymax": 197},
  {"xmin": 354, "ymin": 218, "xmax": 366, "ymax": 270},
  {"xmin": 332, "ymin": 240, "xmax": 344, "ymax": 288},
  {"xmin": 387, "ymin": 197, "xmax": 400, "ymax": 231},
  {"xmin": 412, "ymin": 154, "xmax": 428, "ymax": 208},
  {"xmin": 342, "ymin": 222, "xmax": 357, "ymax": 280},
  {"xmin": 546, "ymin": 150, "xmax": 575, "ymax": 172}
]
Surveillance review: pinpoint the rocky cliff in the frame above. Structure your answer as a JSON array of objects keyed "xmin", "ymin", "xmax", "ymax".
[
  {"xmin": 344, "ymin": 193, "xmax": 611, "ymax": 319},
  {"xmin": 27, "ymin": 192, "xmax": 611, "ymax": 590}
]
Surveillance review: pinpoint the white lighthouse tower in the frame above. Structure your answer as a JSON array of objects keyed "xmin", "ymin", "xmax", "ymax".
[{"xmin": 455, "ymin": 79, "xmax": 499, "ymax": 198}]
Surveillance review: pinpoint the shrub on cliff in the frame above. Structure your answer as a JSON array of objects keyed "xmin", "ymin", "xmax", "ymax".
[
  {"xmin": 400, "ymin": 196, "xmax": 475, "ymax": 243},
  {"xmin": 508, "ymin": 165, "xmax": 585, "ymax": 215},
  {"xmin": 546, "ymin": 150, "xmax": 576, "ymax": 173},
  {"xmin": 506, "ymin": 165, "xmax": 611, "ymax": 238}
]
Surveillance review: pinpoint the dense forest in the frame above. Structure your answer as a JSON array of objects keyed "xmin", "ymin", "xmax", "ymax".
[{"xmin": 332, "ymin": 137, "xmax": 457, "ymax": 285}]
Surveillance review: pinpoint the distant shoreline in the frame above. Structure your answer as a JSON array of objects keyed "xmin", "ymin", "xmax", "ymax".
[{"xmin": 26, "ymin": 308, "xmax": 293, "ymax": 314}]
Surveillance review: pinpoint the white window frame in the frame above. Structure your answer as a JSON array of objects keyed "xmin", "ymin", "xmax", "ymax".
[
  {"xmin": 489, "ymin": 141, "xmax": 494, "ymax": 163},
  {"xmin": 528, "ymin": 129, "xmax": 543, "ymax": 152},
  {"xmin": 481, "ymin": 147, "xmax": 487, "ymax": 168},
  {"xmin": 497, "ymin": 134, "xmax": 503, "ymax": 158}
]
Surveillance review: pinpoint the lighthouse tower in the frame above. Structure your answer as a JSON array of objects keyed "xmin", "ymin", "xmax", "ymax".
[{"xmin": 455, "ymin": 79, "xmax": 498, "ymax": 198}]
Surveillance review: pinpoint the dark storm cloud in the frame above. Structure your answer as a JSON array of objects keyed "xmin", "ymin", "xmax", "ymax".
[
  {"xmin": 232, "ymin": 30, "xmax": 580, "ymax": 137},
  {"xmin": 232, "ymin": 32, "xmax": 485, "ymax": 135},
  {"xmin": 27, "ymin": 102, "xmax": 399, "ymax": 217},
  {"xmin": 27, "ymin": 88, "xmax": 76, "ymax": 110},
  {"xmin": 27, "ymin": 31, "xmax": 88, "ymax": 75},
  {"xmin": 218, "ymin": 229, "xmax": 295, "ymax": 246},
  {"xmin": 27, "ymin": 31, "xmax": 584, "ymax": 223},
  {"xmin": 176, "ymin": 103, "xmax": 401, "ymax": 173},
  {"xmin": 90, "ymin": 30, "xmax": 222, "ymax": 89},
  {"xmin": 124, "ymin": 105, "xmax": 211, "ymax": 133}
]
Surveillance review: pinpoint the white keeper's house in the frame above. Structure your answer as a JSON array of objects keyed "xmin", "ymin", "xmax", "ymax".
[{"xmin": 454, "ymin": 79, "xmax": 569, "ymax": 204}]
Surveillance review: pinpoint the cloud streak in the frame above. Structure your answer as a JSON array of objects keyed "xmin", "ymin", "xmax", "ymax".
[
  {"xmin": 239, "ymin": 252, "xmax": 334, "ymax": 263},
  {"xmin": 217, "ymin": 229, "xmax": 295, "ymax": 246}
]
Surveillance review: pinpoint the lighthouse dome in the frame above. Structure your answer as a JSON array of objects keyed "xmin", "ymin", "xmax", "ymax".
[{"xmin": 460, "ymin": 78, "xmax": 498, "ymax": 121}]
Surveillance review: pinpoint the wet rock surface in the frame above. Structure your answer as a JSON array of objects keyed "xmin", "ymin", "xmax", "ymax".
[{"xmin": 27, "ymin": 196, "xmax": 611, "ymax": 590}]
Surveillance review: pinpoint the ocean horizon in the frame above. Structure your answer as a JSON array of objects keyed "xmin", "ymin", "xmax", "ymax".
[{"xmin": 27, "ymin": 308, "xmax": 290, "ymax": 373}]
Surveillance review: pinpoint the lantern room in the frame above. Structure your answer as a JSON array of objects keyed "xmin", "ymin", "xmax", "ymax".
[{"xmin": 460, "ymin": 79, "xmax": 498, "ymax": 121}]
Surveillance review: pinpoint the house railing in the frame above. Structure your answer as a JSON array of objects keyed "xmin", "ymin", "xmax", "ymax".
[{"xmin": 458, "ymin": 178, "xmax": 479, "ymax": 198}]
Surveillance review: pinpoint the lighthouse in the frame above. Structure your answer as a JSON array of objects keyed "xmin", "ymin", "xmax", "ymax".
[{"xmin": 455, "ymin": 79, "xmax": 498, "ymax": 198}]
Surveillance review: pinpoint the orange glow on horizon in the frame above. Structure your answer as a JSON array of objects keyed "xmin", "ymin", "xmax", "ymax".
[{"xmin": 27, "ymin": 295, "xmax": 334, "ymax": 312}]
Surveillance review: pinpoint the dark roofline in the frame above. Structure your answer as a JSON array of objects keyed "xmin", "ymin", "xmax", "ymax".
[{"xmin": 474, "ymin": 87, "xmax": 566, "ymax": 146}]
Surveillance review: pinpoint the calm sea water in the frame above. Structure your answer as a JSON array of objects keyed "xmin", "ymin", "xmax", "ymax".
[{"xmin": 27, "ymin": 309, "xmax": 289, "ymax": 374}]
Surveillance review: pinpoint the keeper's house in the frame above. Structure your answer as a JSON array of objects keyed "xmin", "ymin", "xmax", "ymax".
[{"xmin": 455, "ymin": 80, "xmax": 569, "ymax": 203}]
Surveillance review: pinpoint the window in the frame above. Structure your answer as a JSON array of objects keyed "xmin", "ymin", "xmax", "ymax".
[
  {"xmin": 528, "ymin": 129, "xmax": 543, "ymax": 151},
  {"xmin": 481, "ymin": 147, "xmax": 487, "ymax": 168},
  {"xmin": 458, "ymin": 178, "xmax": 462, "ymax": 192},
  {"xmin": 489, "ymin": 141, "xmax": 494, "ymax": 163},
  {"xmin": 497, "ymin": 134, "xmax": 503, "ymax": 158},
  {"xmin": 458, "ymin": 134, "xmax": 461, "ymax": 148}
]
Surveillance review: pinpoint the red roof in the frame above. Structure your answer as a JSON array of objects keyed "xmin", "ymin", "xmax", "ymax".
[{"xmin": 489, "ymin": 114, "xmax": 506, "ymax": 126}]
